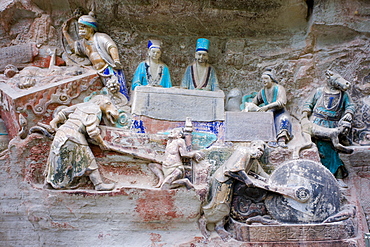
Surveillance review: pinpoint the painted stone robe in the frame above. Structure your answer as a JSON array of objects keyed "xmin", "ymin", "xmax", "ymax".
[
  {"xmin": 253, "ymin": 84, "xmax": 292, "ymax": 142},
  {"xmin": 75, "ymin": 33, "xmax": 129, "ymax": 99},
  {"xmin": 302, "ymin": 87, "xmax": 355, "ymax": 175},
  {"xmin": 46, "ymin": 102, "xmax": 102, "ymax": 189},
  {"xmin": 181, "ymin": 63, "xmax": 219, "ymax": 91},
  {"xmin": 131, "ymin": 61, "xmax": 172, "ymax": 90},
  {"xmin": 203, "ymin": 146, "xmax": 260, "ymax": 223}
]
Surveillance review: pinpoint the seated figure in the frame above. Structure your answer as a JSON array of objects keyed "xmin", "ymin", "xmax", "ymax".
[
  {"xmin": 245, "ymin": 69, "xmax": 292, "ymax": 148},
  {"xmin": 62, "ymin": 12, "xmax": 130, "ymax": 100},
  {"xmin": 181, "ymin": 38, "xmax": 219, "ymax": 91},
  {"xmin": 131, "ymin": 40, "xmax": 172, "ymax": 90}
]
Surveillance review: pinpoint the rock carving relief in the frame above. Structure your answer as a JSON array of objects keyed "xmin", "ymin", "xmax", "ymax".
[{"xmin": 0, "ymin": 4, "xmax": 366, "ymax": 246}]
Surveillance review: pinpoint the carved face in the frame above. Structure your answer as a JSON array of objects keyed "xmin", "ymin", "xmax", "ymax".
[
  {"xmin": 78, "ymin": 24, "xmax": 94, "ymax": 39},
  {"xmin": 100, "ymin": 98, "xmax": 119, "ymax": 125},
  {"xmin": 261, "ymin": 74, "xmax": 273, "ymax": 89},
  {"xmin": 168, "ymin": 128, "xmax": 183, "ymax": 139},
  {"xmin": 250, "ymin": 141, "xmax": 265, "ymax": 159},
  {"xmin": 148, "ymin": 48, "xmax": 162, "ymax": 61},
  {"xmin": 195, "ymin": 51, "xmax": 208, "ymax": 64},
  {"xmin": 325, "ymin": 70, "xmax": 351, "ymax": 91},
  {"xmin": 106, "ymin": 76, "xmax": 120, "ymax": 94}
]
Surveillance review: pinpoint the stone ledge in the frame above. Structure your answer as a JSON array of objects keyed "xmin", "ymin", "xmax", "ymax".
[{"xmin": 228, "ymin": 218, "xmax": 357, "ymax": 242}]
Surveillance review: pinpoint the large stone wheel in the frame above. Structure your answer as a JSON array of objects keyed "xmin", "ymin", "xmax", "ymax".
[{"xmin": 264, "ymin": 159, "xmax": 341, "ymax": 223}]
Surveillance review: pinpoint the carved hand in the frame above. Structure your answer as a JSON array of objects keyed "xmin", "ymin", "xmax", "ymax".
[
  {"xmin": 113, "ymin": 61, "xmax": 123, "ymax": 70},
  {"xmin": 99, "ymin": 140, "xmax": 110, "ymax": 151},
  {"xmin": 194, "ymin": 151, "xmax": 206, "ymax": 162},
  {"xmin": 49, "ymin": 119, "xmax": 60, "ymax": 132},
  {"xmin": 341, "ymin": 113, "xmax": 353, "ymax": 122},
  {"xmin": 257, "ymin": 105, "xmax": 269, "ymax": 112},
  {"xmin": 300, "ymin": 111, "xmax": 309, "ymax": 121}
]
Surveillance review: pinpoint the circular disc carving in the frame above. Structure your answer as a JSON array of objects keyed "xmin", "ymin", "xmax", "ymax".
[{"xmin": 265, "ymin": 159, "xmax": 340, "ymax": 223}]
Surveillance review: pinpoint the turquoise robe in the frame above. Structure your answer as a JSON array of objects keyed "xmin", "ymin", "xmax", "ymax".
[
  {"xmin": 253, "ymin": 84, "xmax": 292, "ymax": 141},
  {"xmin": 131, "ymin": 61, "xmax": 172, "ymax": 90},
  {"xmin": 302, "ymin": 87, "xmax": 355, "ymax": 175}
]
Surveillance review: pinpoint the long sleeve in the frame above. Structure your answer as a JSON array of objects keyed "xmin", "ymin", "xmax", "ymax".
[
  {"xmin": 181, "ymin": 66, "xmax": 193, "ymax": 89},
  {"xmin": 132, "ymin": 62, "xmax": 147, "ymax": 90},
  {"xmin": 160, "ymin": 65, "xmax": 172, "ymax": 88}
]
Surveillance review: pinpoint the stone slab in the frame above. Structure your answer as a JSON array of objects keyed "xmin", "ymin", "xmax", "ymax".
[
  {"xmin": 131, "ymin": 86, "xmax": 225, "ymax": 121},
  {"xmin": 229, "ymin": 218, "xmax": 357, "ymax": 242},
  {"xmin": 225, "ymin": 112, "xmax": 276, "ymax": 141},
  {"xmin": 0, "ymin": 43, "xmax": 38, "ymax": 71}
]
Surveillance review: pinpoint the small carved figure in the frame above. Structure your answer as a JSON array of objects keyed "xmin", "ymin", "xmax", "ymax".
[
  {"xmin": 62, "ymin": 12, "xmax": 129, "ymax": 99},
  {"xmin": 181, "ymin": 38, "xmax": 219, "ymax": 91},
  {"xmin": 245, "ymin": 69, "xmax": 292, "ymax": 148},
  {"xmin": 148, "ymin": 128, "xmax": 205, "ymax": 190},
  {"xmin": 45, "ymin": 95, "xmax": 118, "ymax": 191},
  {"xmin": 301, "ymin": 70, "xmax": 356, "ymax": 187},
  {"xmin": 199, "ymin": 140, "xmax": 266, "ymax": 241},
  {"xmin": 131, "ymin": 40, "xmax": 172, "ymax": 90}
]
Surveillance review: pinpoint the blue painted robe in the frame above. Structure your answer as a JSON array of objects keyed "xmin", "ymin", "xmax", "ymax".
[
  {"xmin": 302, "ymin": 87, "xmax": 355, "ymax": 175},
  {"xmin": 253, "ymin": 84, "xmax": 292, "ymax": 141},
  {"xmin": 181, "ymin": 63, "xmax": 219, "ymax": 91},
  {"xmin": 131, "ymin": 61, "xmax": 172, "ymax": 90}
]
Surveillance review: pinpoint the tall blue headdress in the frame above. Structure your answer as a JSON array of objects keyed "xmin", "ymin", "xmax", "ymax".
[{"xmin": 196, "ymin": 38, "xmax": 210, "ymax": 52}]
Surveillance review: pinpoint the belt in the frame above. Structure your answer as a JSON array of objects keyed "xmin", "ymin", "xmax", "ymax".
[{"xmin": 313, "ymin": 112, "xmax": 340, "ymax": 121}]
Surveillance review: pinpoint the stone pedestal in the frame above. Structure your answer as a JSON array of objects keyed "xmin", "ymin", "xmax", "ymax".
[{"xmin": 228, "ymin": 218, "xmax": 357, "ymax": 246}]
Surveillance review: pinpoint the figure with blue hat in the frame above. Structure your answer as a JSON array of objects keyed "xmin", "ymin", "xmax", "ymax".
[
  {"xmin": 62, "ymin": 12, "xmax": 130, "ymax": 100},
  {"xmin": 132, "ymin": 40, "xmax": 172, "ymax": 90},
  {"xmin": 181, "ymin": 38, "xmax": 219, "ymax": 91}
]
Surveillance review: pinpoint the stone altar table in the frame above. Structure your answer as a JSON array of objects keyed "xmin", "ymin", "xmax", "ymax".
[{"xmin": 131, "ymin": 86, "xmax": 225, "ymax": 122}]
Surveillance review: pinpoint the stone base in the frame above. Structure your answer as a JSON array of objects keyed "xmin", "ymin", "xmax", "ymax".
[{"xmin": 228, "ymin": 218, "xmax": 358, "ymax": 246}]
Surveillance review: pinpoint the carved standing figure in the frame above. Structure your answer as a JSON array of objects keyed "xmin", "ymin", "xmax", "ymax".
[
  {"xmin": 247, "ymin": 69, "xmax": 292, "ymax": 147},
  {"xmin": 199, "ymin": 140, "xmax": 266, "ymax": 241},
  {"xmin": 181, "ymin": 38, "xmax": 219, "ymax": 91},
  {"xmin": 131, "ymin": 40, "xmax": 172, "ymax": 90},
  {"xmin": 149, "ymin": 128, "xmax": 205, "ymax": 190},
  {"xmin": 62, "ymin": 12, "xmax": 130, "ymax": 100},
  {"xmin": 301, "ymin": 70, "xmax": 355, "ymax": 187},
  {"xmin": 45, "ymin": 95, "xmax": 118, "ymax": 191}
]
